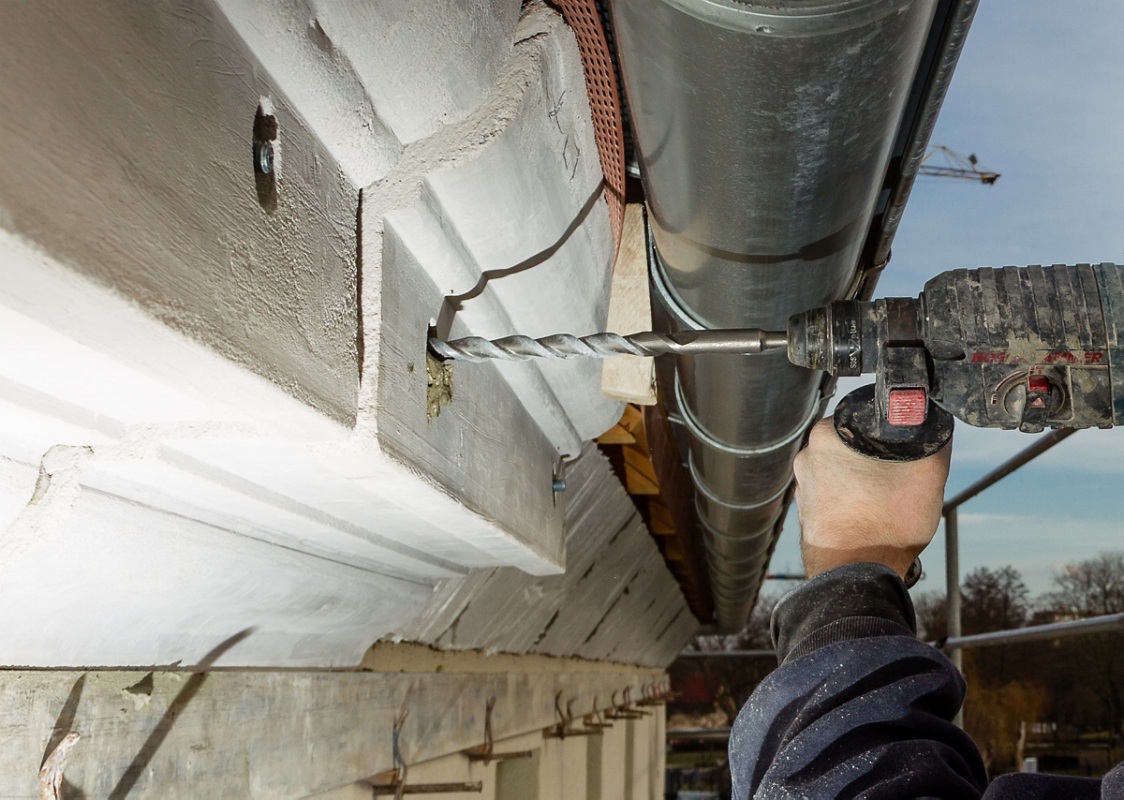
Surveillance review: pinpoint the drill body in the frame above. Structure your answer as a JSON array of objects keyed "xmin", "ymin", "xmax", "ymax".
[{"xmin": 788, "ymin": 263, "xmax": 1124, "ymax": 458}]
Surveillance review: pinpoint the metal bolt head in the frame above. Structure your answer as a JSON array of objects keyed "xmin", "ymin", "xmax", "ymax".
[
  {"xmin": 255, "ymin": 141, "xmax": 274, "ymax": 175},
  {"xmin": 552, "ymin": 478, "xmax": 567, "ymax": 493}
]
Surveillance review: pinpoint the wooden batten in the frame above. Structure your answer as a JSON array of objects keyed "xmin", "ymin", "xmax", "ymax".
[{"xmin": 601, "ymin": 204, "xmax": 657, "ymax": 405}]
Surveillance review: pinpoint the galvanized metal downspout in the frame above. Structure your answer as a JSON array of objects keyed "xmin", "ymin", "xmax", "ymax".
[{"xmin": 611, "ymin": 0, "xmax": 946, "ymax": 630}]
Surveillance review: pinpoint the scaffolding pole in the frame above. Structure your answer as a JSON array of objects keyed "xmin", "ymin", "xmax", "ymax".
[
  {"xmin": 941, "ymin": 428, "xmax": 1077, "ymax": 727},
  {"xmin": 944, "ymin": 505, "xmax": 963, "ymax": 727},
  {"xmin": 943, "ymin": 612, "xmax": 1124, "ymax": 650}
]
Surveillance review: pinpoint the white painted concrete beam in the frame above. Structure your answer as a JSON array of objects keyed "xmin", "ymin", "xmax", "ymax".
[
  {"xmin": 308, "ymin": 0, "xmax": 524, "ymax": 147},
  {"xmin": 214, "ymin": 0, "xmax": 403, "ymax": 188},
  {"xmin": 0, "ymin": 0, "xmax": 361, "ymax": 426},
  {"xmin": 0, "ymin": 0, "xmax": 690, "ymax": 668},
  {"xmin": 0, "ymin": 486, "xmax": 433, "ymax": 667}
]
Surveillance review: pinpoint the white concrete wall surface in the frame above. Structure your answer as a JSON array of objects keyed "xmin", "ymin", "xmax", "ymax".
[
  {"xmin": 0, "ymin": 0, "xmax": 679, "ymax": 668},
  {"xmin": 0, "ymin": 0, "xmax": 362, "ymax": 426}
]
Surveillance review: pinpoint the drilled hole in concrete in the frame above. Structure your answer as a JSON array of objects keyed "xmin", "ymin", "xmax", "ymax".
[
  {"xmin": 307, "ymin": 16, "xmax": 333, "ymax": 53},
  {"xmin": 427, "ymin": 352, "xmax": 453, "ymax": 419},
  {"xmin": 253, "ymin": 104, "xmax": 278, "ymax": 213}
]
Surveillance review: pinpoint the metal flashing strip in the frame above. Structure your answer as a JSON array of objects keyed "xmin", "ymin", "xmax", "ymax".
[
  {"xmin": 689, "ymin": 454, "xmax": 792, "ymax": 511},
  {"xmin": 648, "ymin": 243, "xmax": 706, "ymax": 332},
  {"xmin": 674, "ymin": 373, "xmax": 821, "ymax": 457}
]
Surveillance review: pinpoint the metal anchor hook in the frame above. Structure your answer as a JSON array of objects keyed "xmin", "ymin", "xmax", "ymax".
[
  {"xmin": 583, "ymin": 696, "xmax": 613, "ymax": 731},
  {"xmin": 463, "ymin": 696, "xmax": 533, "ymax": 765},
  {"xmin": 370, "ymin": 707, "xmax": 483, "ymax": 797},
  {"xmin": 544, "ymin": 691, "xmax": 600, "ymax": 739},
  {"xmin": 545, "ymin": 691, "xmax": 569, "ymax": 739},
  {"xmin": 392, "ymin": 709, "xmax": 409, "ymax": 800},
  {"xmin": 606, "ymin": 689, "xmax": 644, "ymax": 720},
  {"xmin": 650, "ymin": 681, "xmax": 674, "ymax": 704},
  {"xmin": 623, "ymin": 686, "xmax": 651, "ymax": 717},
  {"xmin": 637, "ymin": 682, "xmax": 666, "ymax": 707}
]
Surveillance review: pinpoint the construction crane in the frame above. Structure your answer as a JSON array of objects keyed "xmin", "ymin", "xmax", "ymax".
[{"xmin": 918, "ymin": 145, "xmax": 1000, "ymax": 184}]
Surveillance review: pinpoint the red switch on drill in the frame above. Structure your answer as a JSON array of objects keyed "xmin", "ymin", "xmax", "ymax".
[{"xmin": 888, "ymin": 388, "xmax": 928, "ymax": 427}]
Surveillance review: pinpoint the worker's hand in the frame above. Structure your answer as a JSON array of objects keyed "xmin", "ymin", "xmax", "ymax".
[{"xmin": 794, "ymin": 417, "xmax": 951, "ymax": 581}]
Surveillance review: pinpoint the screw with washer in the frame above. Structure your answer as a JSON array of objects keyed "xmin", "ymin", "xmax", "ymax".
[{"xmin": 254, "ymin": 141, "xmax": 274, "ymax": 175}]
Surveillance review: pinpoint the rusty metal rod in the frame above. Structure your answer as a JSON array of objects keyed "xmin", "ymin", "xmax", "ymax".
[{"xmin": 370, "ymin": 781, "xmax": 483, "ymax": 795}]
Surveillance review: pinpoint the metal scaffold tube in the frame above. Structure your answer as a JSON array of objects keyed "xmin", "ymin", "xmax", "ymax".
[
  {"xmin": 941, "ymin": 428, "xmax": 1078, "ymax": 728},
  {"xmin": 943, "ymin": 613, "xmax": 1124, "ymax": 650}
]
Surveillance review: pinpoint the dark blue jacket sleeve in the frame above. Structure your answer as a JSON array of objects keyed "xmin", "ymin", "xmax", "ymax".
[
  {"xmin": 729, "ymin": 563, "xmax": 988, "ymax": 799},
  {"xmin": 727, "ymin": 562, "xmax": 1120, "ymax": 798}
]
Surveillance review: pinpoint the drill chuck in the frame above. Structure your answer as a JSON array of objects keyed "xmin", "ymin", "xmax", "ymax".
[{"xmin": 787, "ymin": 300, "xmax": 907, "ymax": 377}]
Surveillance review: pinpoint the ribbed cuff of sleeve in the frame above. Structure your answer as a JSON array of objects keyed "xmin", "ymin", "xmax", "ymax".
[{"xmin": 771, "ymin": 562, "xmax": 918, "ymax": 665}]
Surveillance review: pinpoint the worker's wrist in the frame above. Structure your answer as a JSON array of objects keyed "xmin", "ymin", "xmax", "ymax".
[
  {"xmin": 802, "ymin": 543, "xmax": 920, "ymax": 581},
  {"xmin": 771, "ymin": 562, "xmax": 918, "ymax": 664}
]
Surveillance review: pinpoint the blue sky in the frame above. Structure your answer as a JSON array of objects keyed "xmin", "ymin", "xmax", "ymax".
[{"xmin": 767, "ymin": 0, "xmax": 1124, "ymax": 600}]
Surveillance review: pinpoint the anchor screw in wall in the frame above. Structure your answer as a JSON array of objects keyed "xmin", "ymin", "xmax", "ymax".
[{"xmin": 254, "ymin": 141, "xmax": 274, "ymax": 175}]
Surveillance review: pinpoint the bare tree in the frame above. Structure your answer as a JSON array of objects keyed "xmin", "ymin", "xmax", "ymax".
[
  {"xmin": 1039, "ymin": 552, "xmax": 1124, "ymax": 739},
  {"xmin": 964, "ymin": 680, "xmax": 1045, "ymax": 775},
  {"xmin": 914, "ymin": 590, "xmax": 948, "ymax": 641},
  {"xmin": 962, "ymin": 566, "xmax": 1030, "ymax": 634},
  {"xmin": 1044, "ymin": 552, "xmax": 1124, "ymax": 617}
]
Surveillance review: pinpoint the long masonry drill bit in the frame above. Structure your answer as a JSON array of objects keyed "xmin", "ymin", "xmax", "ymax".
[{"xmin": 428, "ymin": 328, "xmax": 789, "ymax": 362}]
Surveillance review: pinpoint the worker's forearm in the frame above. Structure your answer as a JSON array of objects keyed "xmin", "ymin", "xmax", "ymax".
[{"xmin": 729, "ymin": 563, "xmax": 987, "ymax": 800}]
